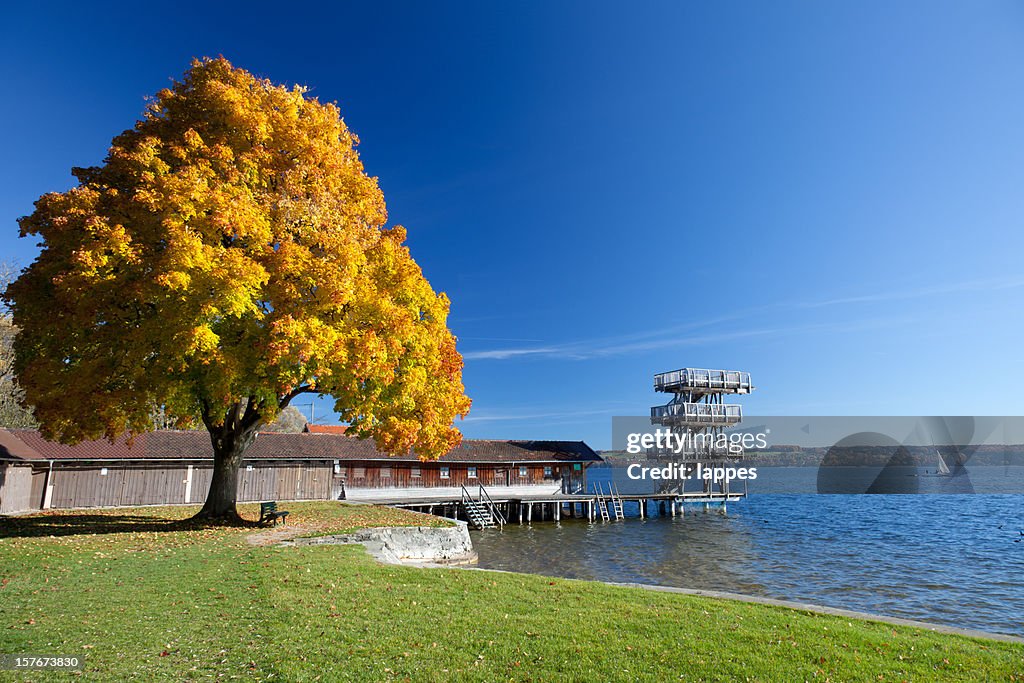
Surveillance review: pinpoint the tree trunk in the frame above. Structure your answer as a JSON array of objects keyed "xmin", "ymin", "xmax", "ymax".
[
  {"xmin": 191, "ymin": 393, "xmax": 307, "ymax": 525},
  {"xmin": 193, "ymin": 402, "xmax": 262, "ymax": 525},
  {"xmin": 195, "ymin": 440, "xmax": 246, "ymax": 523}
]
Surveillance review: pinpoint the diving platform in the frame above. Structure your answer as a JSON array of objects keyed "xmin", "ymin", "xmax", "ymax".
[
  {"xmin": 650, "ymin": 365, "xmax": 755, "ymax": 502},
  {"xmin": 654, "ymin": 368, "xmax": 753, "ymax": 395},
  {"xmin": 651, "ymin": 402, "xmax": 742, "ymax": 426}
]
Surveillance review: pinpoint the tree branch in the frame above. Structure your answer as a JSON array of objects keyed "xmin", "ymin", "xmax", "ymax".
[
  {"xmin": 240, "ymin": 395, "xmax": 263, "ymax": 432},
  {"xmin": 279, "ymin": 385, "xmax": 314, "ymax": 410},
  {"xmin": 199, "ymin": 399, "xmax": 216, "ymax": 433},
  {"xmin": 228, "ymin": 401, "xmax": 243, "ymax": 438}
]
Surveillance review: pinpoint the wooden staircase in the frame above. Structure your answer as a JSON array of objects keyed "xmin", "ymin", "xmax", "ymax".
[
  {"xmin": 463, "ymin": 498, "xmax": 498, "ymax": 529},
  {"xmin": 460, "ymin": 484, "xmax": 506, "ymax": 529}
]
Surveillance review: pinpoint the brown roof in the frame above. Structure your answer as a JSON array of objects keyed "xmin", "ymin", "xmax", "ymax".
[
  {"xmin": 0, "ymin": 429, "xmax": 47, "ymax": 462},
  {"xmin": 303, "ymin": 424, "xmax": 349, "ymax": 435},
  {"xmin": 17, "ymin": 430, "xmax": 150, "ymax": 460},
  {"xmin": 0, "ymin": 429, "xmax": 602, "ymax": 465}
]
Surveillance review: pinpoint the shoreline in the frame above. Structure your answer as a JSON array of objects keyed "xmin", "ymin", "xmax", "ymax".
[
  {"xmin": 450, "ymin": 565, "xmax": 1024, "ymax": 645},
  {"xmin": 320, "ymin": 525, "xmax": 1024, "ymax": 646},
  {"xmin": 606, "ymin": 581, "xmax": 1024, "ymax": 645}
]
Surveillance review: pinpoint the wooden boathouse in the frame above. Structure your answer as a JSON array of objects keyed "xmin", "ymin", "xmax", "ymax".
[
  {"xmin": 1, "ymin": 368, "xmax": 756, "ymax": 526},
  {"xmin": 0, "ymin": 428, "xmax": 602, "ymax": 515}
]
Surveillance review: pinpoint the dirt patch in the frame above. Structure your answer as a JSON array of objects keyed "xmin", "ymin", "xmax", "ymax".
[{"xmin": 246, "ymin": 524, "xmax": 310, "ymax": 546}]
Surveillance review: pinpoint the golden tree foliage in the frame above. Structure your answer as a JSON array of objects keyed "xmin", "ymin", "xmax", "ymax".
[{"xmin": 7, "ymin": 58, "xmax": 470, "ymax": 461}]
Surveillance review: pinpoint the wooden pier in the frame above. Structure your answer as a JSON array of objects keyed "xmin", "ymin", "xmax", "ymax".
[{"xmin": 360, "ymin": 487, "xmax": 745, "ymax": 528}]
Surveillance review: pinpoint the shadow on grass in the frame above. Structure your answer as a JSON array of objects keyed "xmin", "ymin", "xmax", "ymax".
[{"xmin": 0, "ymin": 513, "xmax": 261, "ymax": 539}]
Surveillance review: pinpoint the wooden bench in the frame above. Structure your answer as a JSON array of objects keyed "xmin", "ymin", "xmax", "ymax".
[{"xmin": 259, "ymin": 501, "xmax": 290, "ymax": 526}]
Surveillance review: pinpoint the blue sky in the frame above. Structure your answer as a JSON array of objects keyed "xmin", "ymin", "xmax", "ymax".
[{"xmin": 2, "ymin": 2, "xmax": 1023, "ymax": 448}]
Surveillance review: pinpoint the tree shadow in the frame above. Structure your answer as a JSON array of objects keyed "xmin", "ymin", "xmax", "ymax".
[{"xmin": 0, "ymin": 512, "xmax": 260, "ymax": 539}]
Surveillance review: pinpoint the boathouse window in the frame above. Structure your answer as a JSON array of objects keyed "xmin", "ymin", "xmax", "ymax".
[
  {"xmin": 467, "ymin": 466, "xmax": 477, "ymax": 478},
  {"xmin": 380, "ymin": 466, "xmax": 392, "ymax": 478},
  {"xmin": 544, "ymin": 466, "xmax": 553, "ymax": 478},
  {"xmin": 440, "ymin": 466, "xmax": 450, "ymax": 479},
  {"xmin": 411, "ymin": 466, "xmax": 421, "ymax": 478},
  {"xmin": 353, "ymin": 466, "xmax": 366, "ymax": 479},
  {"xmin": 519, "ymin": 465, "xmax": 528, "ymax": 478}
]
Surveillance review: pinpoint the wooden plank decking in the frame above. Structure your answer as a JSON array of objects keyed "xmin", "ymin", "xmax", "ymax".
[{"xmin": 358, "ymin": 487, "xmax": 745, "ymax": 525}]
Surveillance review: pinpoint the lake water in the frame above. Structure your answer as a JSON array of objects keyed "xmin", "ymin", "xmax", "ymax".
[{"xmin": 470, "ymin": 466, "xmax": 1024, "ymax": 637}]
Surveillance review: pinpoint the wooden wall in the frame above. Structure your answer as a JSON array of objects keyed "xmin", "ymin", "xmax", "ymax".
[
  {"xmin": 236, "ymin": 461, "xmax": 333, "ymax": 503},
  {"xmin": 50, "ymin": 463, "xmax": 189, "ymax": 508},
  {"xmin": 0, "ymin": 464, "xmax": 36, "ymax": 513},
  {"xmin": 0, "ymin": 459, "xmax": 590, "ymax": 512},
  {"xmin": 43, "ymin": 461, "xmax": 334, "ymax": 510},
  {"xmin": 341, "ymin": 462, "xmax": 565, "ymax": 489}
]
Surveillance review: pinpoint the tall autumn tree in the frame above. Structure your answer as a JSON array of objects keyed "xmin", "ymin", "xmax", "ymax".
[
  {"xmin": 0, "ymin": 262, "xmax": 37, "ymax": 428},
  {"xmin": 5, "ymin": 58, "xmax": 471, "ymax": 522}
]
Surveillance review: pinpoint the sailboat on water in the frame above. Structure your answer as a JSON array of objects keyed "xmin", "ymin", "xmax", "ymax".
[{"xmin": 922, "ymin": 448, "xmax": 952, "ymax": 477}]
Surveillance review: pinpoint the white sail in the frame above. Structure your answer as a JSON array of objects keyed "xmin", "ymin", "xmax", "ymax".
[{"xmin": 936, "ymin": 449, "xmax": 950, "ymax": 475}]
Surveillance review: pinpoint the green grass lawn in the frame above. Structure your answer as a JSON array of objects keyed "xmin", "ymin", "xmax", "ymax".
[{"xmin": 0, "ymin": 503, "xmax": 1021, "ymax": 681}]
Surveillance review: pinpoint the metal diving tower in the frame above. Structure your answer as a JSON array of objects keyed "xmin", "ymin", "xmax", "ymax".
[{"xmin": 650, "ymin": 367, "xmax": 754, "ymax": 502}]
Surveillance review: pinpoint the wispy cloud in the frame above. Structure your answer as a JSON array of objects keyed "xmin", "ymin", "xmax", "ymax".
[
  {"xmin": 458, "ymin": 336, "xmax": 547, "ymax": 343},
  {"xmin": 460, "ymin": 311, "xmax": 759, "ymax": 362},
  {"xmin": 461, "ymin": 317, "xmax": 905, "ymax": 362},
  {"xmin": 794, "ymin": 274, "xmax": 1024, "ymax": 309},
  {"xmin": 462, "ymin": 406, "xmax": 621, "ymax": 423},
  {"xmin": 458, "ymin": 274, "xmax": 1024, "ymax": 363},
  {"xmin": 462, "ymin": 347, "xmax": 559, "ymax": 360}
]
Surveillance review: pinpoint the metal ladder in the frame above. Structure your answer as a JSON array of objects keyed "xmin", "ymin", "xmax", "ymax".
[
  {"xmin": 594, "ymin": 483, "xmax": 611, "ymax": 521},
  {"xmin": 610, "ymin": 483, "xmax": 625, "ymax": 519}
]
